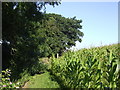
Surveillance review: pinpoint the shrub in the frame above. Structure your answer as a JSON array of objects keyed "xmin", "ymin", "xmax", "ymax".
[{"xmin": 0, "ymin": 69, "xmax": 21, "ymax": 89}]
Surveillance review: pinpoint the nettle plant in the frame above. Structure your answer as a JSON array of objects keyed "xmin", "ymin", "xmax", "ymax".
[{"xmin": 0, "ymin": 69, "xmax": 21, "ymax": 89}]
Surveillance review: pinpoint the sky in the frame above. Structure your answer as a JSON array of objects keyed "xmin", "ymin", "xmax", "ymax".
[{"xmin": 45, "ymin": 1, "xmax": 118, "ymax": 50}]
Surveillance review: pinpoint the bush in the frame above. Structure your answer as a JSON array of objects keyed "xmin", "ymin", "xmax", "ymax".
[
  {"xmin": 0, "ymin": 69, "xmax": 21, "ymax": 89},
  {"xmin": 28, "ymin": 60, "xmax": 48, "ymax": 76}
]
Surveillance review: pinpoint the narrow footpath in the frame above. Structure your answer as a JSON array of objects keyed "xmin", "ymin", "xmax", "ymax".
[{"xmin": 22, "ymin": 72, "xmax": 60, "ymax": 88}]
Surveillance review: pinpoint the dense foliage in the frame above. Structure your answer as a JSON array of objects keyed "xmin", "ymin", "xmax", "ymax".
[
  {"xmin": 2, "ymin": 2, "xmax": 119, "ymax": 88},
  {"xmin": 51, "ymin": 44, "xmax": 120, "ymax": 88},
  {"xmin": 0, "ymin": 69, "xmax": 21, "ymax": 89},
  {"xmin": 35, "ymin": 13, "xmax": 83, "ymax": 57},
  {"xmin": 2, "ymin": 2, "xmax": 83, "ymax": 80},
  {"xmin": 2, "ymin": 2, "xmax": 60, "ymax": 78}
]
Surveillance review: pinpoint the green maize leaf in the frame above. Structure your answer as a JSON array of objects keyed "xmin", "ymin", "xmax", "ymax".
[
  {"xmin": 109, "ymin": 50, "xmax": 113, "ymax": 62},
  {"xmin": 102, "ymin": 72, "xmax": 109, "ymax": 79},
  {"xmin": 91, "ymin": 59, "xmax": 98, "ymax": 69},
  {"xmin": 116, "ymin": 59, "xmax": 120, "ymax": 73},
  {"xmin": 96, "ymin": 73, "xmax": 100, "ymax": 81},
  {"xmin": 108, "ymin": 64, "xmax": 117, "ymax": 83},
  {"xmin": 112, "ymin": 64, "xmax": 117, "ymax": 74},
  {"xmin": 98, "ymin": 60, "xmax": 104, "ymax": 69},
  {"xmin": 101, "ymin": 78, "xmax": 109, "ymax": 86}
]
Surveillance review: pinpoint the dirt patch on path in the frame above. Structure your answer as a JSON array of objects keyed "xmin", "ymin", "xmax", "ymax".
[{"xmin": 22, "ymin": 81, "xmax": 29, "ymax": 88}]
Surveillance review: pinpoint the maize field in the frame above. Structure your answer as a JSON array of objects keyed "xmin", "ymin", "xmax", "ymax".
[{"xmin": 51, "ymin": 44, "xmax": 120, "ymax": 88}]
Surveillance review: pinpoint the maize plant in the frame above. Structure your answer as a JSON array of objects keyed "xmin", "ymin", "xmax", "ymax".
[{"xmin": 51, "ymin": 44, "xmax": 120, "ymax": 88}]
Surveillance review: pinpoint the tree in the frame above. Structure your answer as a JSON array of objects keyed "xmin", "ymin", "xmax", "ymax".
[
  {"xmin": 35, "ymin": 13, "xmax": 84, "ymax": 57},
  {"xmin": 2, "ymin": 2, "xmax": 60, "ymax": 78},
  {"xmin": 2, "ymin": 2, "xmax": 84, "ymax": 79}
]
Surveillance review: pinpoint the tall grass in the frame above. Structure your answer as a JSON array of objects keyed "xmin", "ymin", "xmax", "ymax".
[{"xmin": 51, "ymin": 44, "xmax": 120, "ymax": 88}]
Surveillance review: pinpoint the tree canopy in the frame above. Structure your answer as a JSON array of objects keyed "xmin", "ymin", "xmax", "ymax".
[
  {"xmin": 35, "ymin": 13, "xmax": 84, "ymax": 57},
  {"xmin": 2, "ymin": 2, "xmax": 60, "ymax": 77}
]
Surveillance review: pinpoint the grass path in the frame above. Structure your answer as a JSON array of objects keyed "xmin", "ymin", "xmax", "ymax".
[
  {"xmin": 22, "ymin": 81, "xmax": 29, "ymax": 88},
  {"xmin": 22, "ymin": 72, "xmax": 60, "ymax": 88}
]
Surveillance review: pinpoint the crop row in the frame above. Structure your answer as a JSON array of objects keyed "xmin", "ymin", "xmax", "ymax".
[{"xmin": 51, "ymin": 44, "xmax": 120, "ymax": 88}]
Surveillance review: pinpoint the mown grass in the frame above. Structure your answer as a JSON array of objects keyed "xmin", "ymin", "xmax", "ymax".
[{"xmin": 24, "ymin": 72, "xmax": 60, "ymax": 88}]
